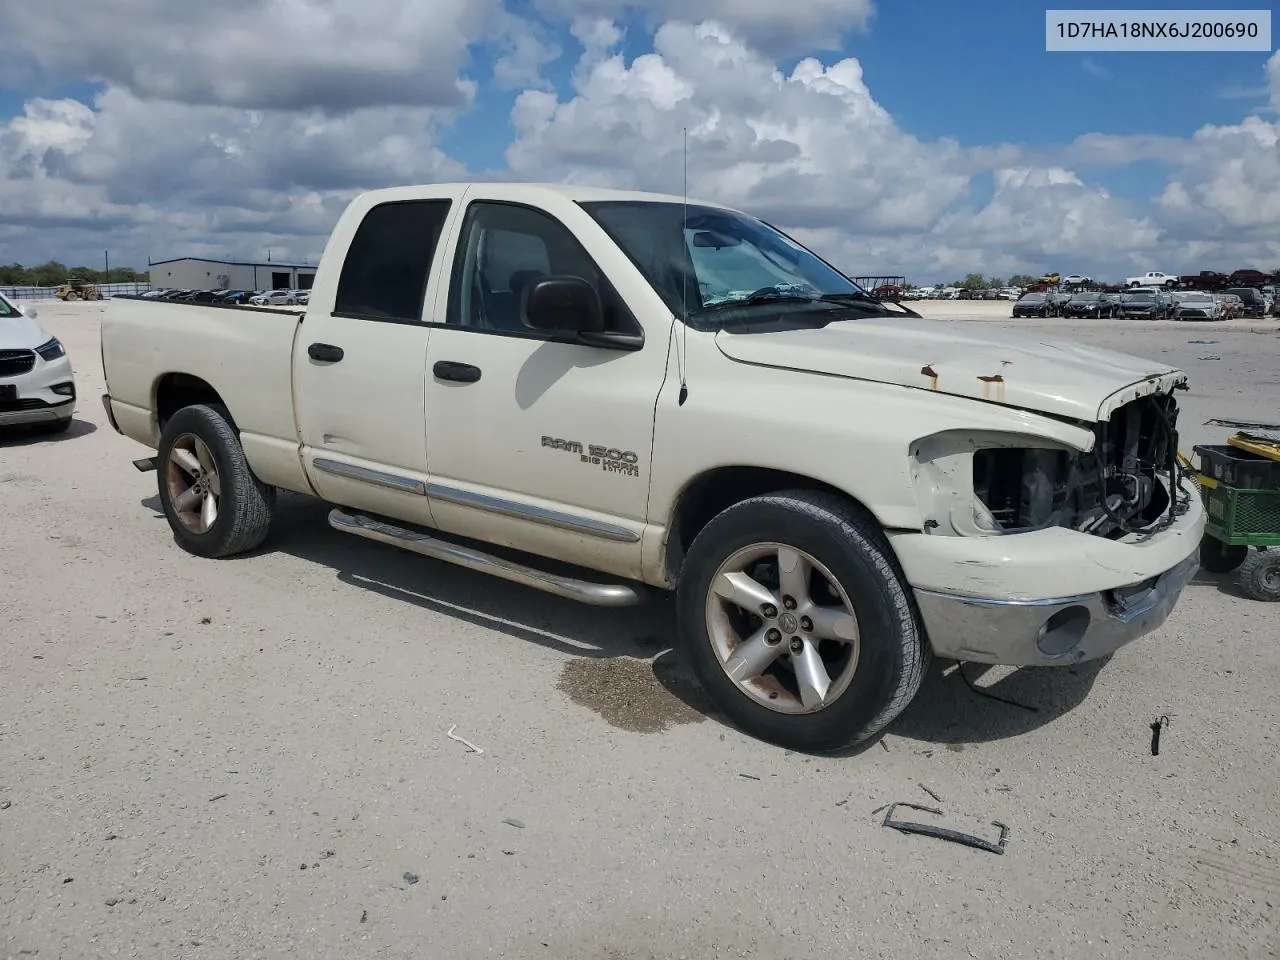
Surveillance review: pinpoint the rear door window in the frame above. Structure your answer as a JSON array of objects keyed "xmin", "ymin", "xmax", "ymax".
[{"xmin": 334, "ymin": 200, "xmax": 452, "ymax": 323}]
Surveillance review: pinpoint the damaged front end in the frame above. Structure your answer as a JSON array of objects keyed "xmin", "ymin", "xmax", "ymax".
[
  {"xmin": 972, "ymin": 393, "xmax": 1183, "ymax": 539},
  {"xmin": 912, "ymin": 389, "xmax": 1193, "ymax": 542}
]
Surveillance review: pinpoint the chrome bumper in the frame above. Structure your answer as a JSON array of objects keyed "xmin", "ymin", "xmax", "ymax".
[{"xmin": 913, "ymin": 549, "xmax": 1199, "ymax": 666}]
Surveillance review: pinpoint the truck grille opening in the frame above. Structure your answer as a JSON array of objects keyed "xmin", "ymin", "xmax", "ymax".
[{"xmin": 973, "ymin": 393, "xmax": 1180, "ymax": 539}]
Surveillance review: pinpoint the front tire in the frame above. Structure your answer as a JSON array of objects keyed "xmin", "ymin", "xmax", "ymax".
[
  {"xmin": 676, "ymin": 491, "xmax": 929, "ymax": 751},
  {"xmin": 157, "ymin": 404, "xmax": 275, "ymax": 558}
]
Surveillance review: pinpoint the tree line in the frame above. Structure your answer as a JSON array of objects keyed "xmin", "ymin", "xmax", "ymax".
[
  {"xmin": 939, "ymin": 273, "xmax": 1040, "ymax": 290},
  {"xmin": 0, "ymin": 261, "xmax": 149, "ymax": 287}
]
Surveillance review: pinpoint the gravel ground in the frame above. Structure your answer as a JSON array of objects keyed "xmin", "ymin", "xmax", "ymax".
[{"xmin": 2, "ymin": 301, "xmax": 1278, "ymax": 960}]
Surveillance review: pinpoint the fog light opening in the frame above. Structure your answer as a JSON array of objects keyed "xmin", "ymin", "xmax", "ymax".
[
  {"xmin": 1037, "ymin": 605, "xmax": 1091, "ymax": 657},
  {"xmin": 51, "ymin": 382, "xmax": 76, "ymax": 398}
]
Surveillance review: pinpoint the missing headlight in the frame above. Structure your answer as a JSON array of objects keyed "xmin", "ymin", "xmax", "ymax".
[{"xmin": 973, "ymin": 394, "xmax": 1181, "ymax": 539}]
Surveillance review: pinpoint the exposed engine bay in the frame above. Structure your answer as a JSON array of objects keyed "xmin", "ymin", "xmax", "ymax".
[{"xmin": 973, "ymin": 393, "xmax": 1189, "ymax": 539}]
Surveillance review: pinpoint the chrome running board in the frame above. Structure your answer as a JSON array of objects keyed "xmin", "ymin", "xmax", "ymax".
[{"xmin": 328, "ymin": 509, "xmax": 647, "ymax": 607}]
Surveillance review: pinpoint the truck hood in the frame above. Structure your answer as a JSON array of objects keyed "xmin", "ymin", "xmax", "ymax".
[
  {"xmin": 714, "ymin": 317, "xmax": 1186, "ymax": 422},
  {"xmin": 0, "ymin": 313, "xmax": 48, "ymax": 350}
]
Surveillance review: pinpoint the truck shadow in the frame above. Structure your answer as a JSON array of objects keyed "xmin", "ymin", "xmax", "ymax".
[
  {"xmin": 882, "ymin": 657, "xmax": 1110, "ymax": 750},
  {"xmin": 140, "ymin": 491, "xmax": 1110, "ymax": 749}
]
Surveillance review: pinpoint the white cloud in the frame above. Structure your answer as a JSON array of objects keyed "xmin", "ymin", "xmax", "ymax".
[
  {"xmin": 0, "ymin": 86, "xmax": 465, "ymax": 267},
  {"xmin": 0, "ymin": 0, "xmax": 501, "ymax": 112},
  {"xmin": 508, "ymin": 21, "xmax": 969, "ymax": 236},
  {"xmin": 2, "ymin": 14, "xmax": 1278, "ymax": 284},
  {"xmin": 544, "ymin": 0, "xmax": 874, "ymax": 55}
]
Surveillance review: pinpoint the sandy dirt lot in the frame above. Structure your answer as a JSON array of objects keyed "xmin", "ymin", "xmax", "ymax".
[{"xmin": 2, "ymin": 300, "xmax": 1278, "ymax": 960}]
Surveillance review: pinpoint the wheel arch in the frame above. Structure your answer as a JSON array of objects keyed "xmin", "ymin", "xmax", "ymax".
[
  {"xmin": 153, "ymin": 372, "xmax": 233, "ymax": 435},
  {"xmin": 664, "ymin": 466, "xmax": 889, "ymax": 582}
]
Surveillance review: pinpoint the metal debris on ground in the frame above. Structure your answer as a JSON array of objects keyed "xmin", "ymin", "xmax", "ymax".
[
  {"xmin": 502, "ymin": 818, "xmax": 526, "ymax": 829},
  {"xmin": 446, "ymin": 724, "xmax": 484, "ymax": 755},
  {"xmin": 1187, "ymin": 339, "xmax": 1219, "ymax": 344},
  {"xmin": 360, "ymin": 910, "xmax": 367, "ymax": 923},
  {"xmin": 1198, "ymin": 356, "xmax": 1222, "ymax": 361},
  {"xmin": 882, "ymin": 803, "xmax": 1010, "ymax": 855},
  {"xmin": 738, "ymin": 773, "xmax": 761, "ymax": 780},
  {"xmin": 1150, "ymin": 715, "xmax": 1171, "ymax": 756},
  {"xmin": 402, "ymin": 872, "xmax": 419, "ymax": 885},
  {"xmin": 208, "ymin": 793, "xmax": 228, "ymax": 802},
  {"xmin": 919, "ymin": 783, "xmax": 943, "ymax": 803},
  {"xmin": 1206, "ymin": 418, "xmax": 1280, "ymax": 432}
]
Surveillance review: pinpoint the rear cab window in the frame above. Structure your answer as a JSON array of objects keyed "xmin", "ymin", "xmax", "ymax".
[{"xmin": 334, "ymin": 200, "xmax": 452, "ymax": 323}]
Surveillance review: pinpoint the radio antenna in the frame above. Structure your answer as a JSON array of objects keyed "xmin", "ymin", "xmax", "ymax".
[{"xmin": 678, "ymin": 126, "xmax": 689, "ymax": 406}]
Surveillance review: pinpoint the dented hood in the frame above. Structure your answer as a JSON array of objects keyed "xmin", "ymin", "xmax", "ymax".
[{"xmin": 714, "ymin": 317, "xmax": 1186, "ymax": 422}]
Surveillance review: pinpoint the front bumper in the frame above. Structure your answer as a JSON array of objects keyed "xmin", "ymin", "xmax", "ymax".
[
  {"xmin": 891, "ymin": 476, "xmax": 1205, "ymax": 666},
  {"xmin": 913, "ymin": 549, "xmax": 1198, "ymax": 666},
  {"xmin": 1, "ymin": 354, "xmax": 76, "ymax": 426}
]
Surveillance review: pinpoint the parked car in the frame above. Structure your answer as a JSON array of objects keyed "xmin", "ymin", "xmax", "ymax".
[
  {"xmin": 1011, "ymin": 292, "xmax": 1051, "ymax": 317},
  {"xmin": 1125, "ymin": 271, "xmax": 1177, "ymax": 288},
  {"xmin": 1047, "ymin": 290, "xmax": 1073, "ymax": 316},
  {"xmin": 1118, "ymin": 291, "xmax": 1174, "ymax": 319},
  {"xmin": 1172, "ymin": 292, "xmax": 1225, "ymax": 321},
  {"xmin": 250, "ymin": 290, "xmax": 298, "ymax": 306},
  {"xmin": 1229, "ymin": 269, "xmax": 1274, "ymax": 287},
  {"xmin": 1218, "ymin": 294, "xmax": 1242, "ymax": 320},
  {"xmin": 1062, "ymin": 275, "xmax": 1091, "ymax": 286},
  {"xmin": 100, "ymin": 181, "xmax": 1205, "ymax": 752},
  {"xmin": 0, "ymin": 293, "xmax": 76, "ymax": 433},
  {"xmin": 1062, "ymin": 292, "xmax": 1114, "ymax": 319},
  {"xmin": 1226, "ymin": 287, "xmax": 1268, "ymax": 318}
]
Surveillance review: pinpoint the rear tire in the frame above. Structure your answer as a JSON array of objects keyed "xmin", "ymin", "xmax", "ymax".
[
  {"xmin": 156, "ymin": 404, "xmax": 275, "ymax": 558},
  {"xmin": 676, "ymin": 491, "xmax": 929, "ymax": 751}
]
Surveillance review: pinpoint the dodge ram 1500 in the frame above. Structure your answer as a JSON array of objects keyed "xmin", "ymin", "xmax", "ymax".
[{"xmin": 101, "ymin": 182, "xmax": 1205, "ymax": 750}]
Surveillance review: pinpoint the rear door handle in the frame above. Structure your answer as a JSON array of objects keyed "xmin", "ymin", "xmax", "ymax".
[
  {"xmin": 433, "ymin": 361, "xmax": 482, "ymax": 383},
  {"xmin": 308, "ymin": 342, "xmax": 344, "ymax": 363}
]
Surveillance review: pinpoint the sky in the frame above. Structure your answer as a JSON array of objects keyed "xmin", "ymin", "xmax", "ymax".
[{"xmin": 0, "ymin": 0, "xmax": 1277, "ymax": 285}]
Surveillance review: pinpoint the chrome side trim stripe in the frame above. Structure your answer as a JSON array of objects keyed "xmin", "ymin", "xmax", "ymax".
[
  {"xmin": 426, "ymin": 482, "xmax": 641, "ymax": 544},
  {"xmin": 312, "ymin": 457, "xmax": 427, "ymax": 495}
]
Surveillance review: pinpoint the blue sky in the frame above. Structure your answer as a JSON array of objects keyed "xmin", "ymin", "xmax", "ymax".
[{"xmin": 0, "ymin": 1, "xmax": 1277, "ymax": 282}]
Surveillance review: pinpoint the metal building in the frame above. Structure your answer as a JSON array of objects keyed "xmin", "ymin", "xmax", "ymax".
[{"xmin": 147, "ymin": 258, "xmax": 317, "ymax": 292}]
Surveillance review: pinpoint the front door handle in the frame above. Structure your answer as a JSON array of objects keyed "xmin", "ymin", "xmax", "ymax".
[
  {"xmin": 308, "ymin": 342, "xmax": 344, "ymax": 363},
  {"xmin": 433, "ymin": 361, "xmax": 482, "ymax": 383}
]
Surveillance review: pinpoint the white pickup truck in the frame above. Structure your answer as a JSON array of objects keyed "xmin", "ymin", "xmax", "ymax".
[
  {"xmin": 101, "ymin": 182, "xmax": 1205, "ymax": 750},
  {"xmin": 1126, "ymin": 271, "xmax": 1178, "ymax": 288}
]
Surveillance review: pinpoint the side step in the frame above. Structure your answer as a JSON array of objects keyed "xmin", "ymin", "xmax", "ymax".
[{"xmin": 328, "ymin": 509, "xmax": 647, "ymax": 607}]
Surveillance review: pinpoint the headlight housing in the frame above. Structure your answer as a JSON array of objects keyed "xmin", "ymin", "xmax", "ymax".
[
  {"xmin": 911, "ymin": 431, "xmax": 1086, "ymax": 537},
  {"xmin": 36, "ymin": 337, "xmax": 65, "ymax": 361}
]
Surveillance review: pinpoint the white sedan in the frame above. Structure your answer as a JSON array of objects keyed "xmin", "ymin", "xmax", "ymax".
[
  {"xmin": 250, "ymin": 289, "xmax": 298, "ymax": 306},
  {"xmin": 0, "ymin": 293, "xmax": 76, "ymax": 432}
]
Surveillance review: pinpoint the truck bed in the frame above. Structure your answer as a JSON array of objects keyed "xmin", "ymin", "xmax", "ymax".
[{"xmin": 102, "ymin": 296, "xmax": 309, "ymax": 491}]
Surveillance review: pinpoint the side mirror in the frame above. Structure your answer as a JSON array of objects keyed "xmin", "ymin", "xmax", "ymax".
[
  {"xmin": 522, "ymin": 276, "xmax": 605, "ymax": 335},
  {"xmin": 17, "ymin": 303, "xmax": 37, "ymax": 320}
]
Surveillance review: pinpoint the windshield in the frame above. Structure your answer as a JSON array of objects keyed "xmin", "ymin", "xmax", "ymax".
[
  {"xmin": 1071, "ymin": 293, "xmax": 1100, "ymax": 301},
  {"xmin": 1183, "ymin": 294, "xmax": 1212, "ymax": 302},
  {"xmin": 580, "ymin": 200, "xmax": 883, "ymax": 327},
  {"xmin": 1123, "ymin": 293, "xmax": 1155, "ymax": 303},
  {"xmin": 0, "ymin": 292, "xmax": 19, "ymax": 318},
  {"xmin": 1019, "ymin": 293, "xmax": 1046, "ymax": 302}
]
